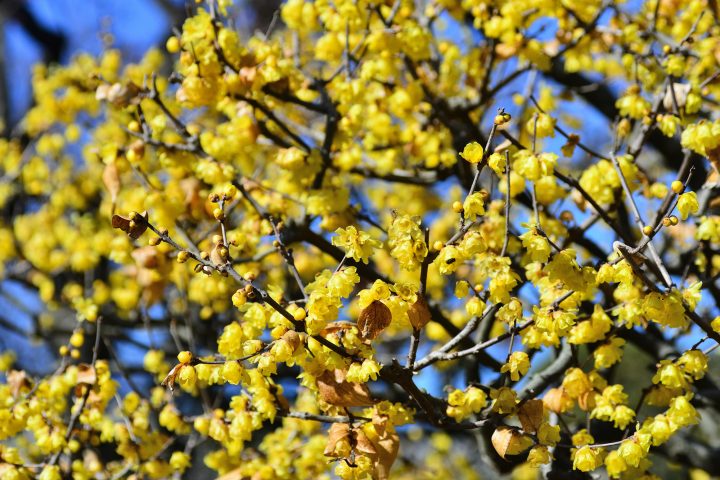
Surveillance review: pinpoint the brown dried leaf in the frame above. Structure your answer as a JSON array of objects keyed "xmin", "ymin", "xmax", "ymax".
[
  {"xmin": 316, "ymin": 369, "xmax": 375, "ymax": 407},
  {"xmin": 210, "ymin": 242, "xmax": 226, "ymax": 265},
  {"xmin": 102, "ymin": 162, "xmax": 120, "ymax": 204},
  {"xmin": 491, "ymin": 426, "xmax": 532, "ymax": 459},
  {"xmin": 76, "ymin": 364, "xmax": 97, "ymax": 385},
  {"xmin": 367, "ymin": 420, "xmax": 400, "ymax": 480},
  {"xmin": 112, "ymin": 211, "xmax": 148, "ymax": 239},
  {"xmin": 354, "ymin": 429, "xmax": 377, "ymax": 456},
  {"xmin": 161, "ymin": 364, "xmax": 183, "ymax": 392},
  {"xmin": 543, "ymin": 387, "xmax": 572, "ymax": 413},
  {"xmin": 7, "ymin": 370, "xmax": 30, "ymax": 398},
  {"xmin": 321, "ymin": 321, "xmax": 355, "ymax": 335},
  {"xmin": 518, "ymin": 399, "xmax": 545, "ymax": 434},
  {"xmin": 281, "ymin": 330, "xmax": 301, "ymax": 353},
  {"xmin": 131, "ymin": 246, "xmax": 160, "ymax": 269},
  {"xmin": 105, "ymin": 81, "xmax": 142, "ymax": 107},
  {"xmin": 324, "ymin": 423, "xmax": 351, "ymax": 457},
  {"xmin": 706, "ymin": 145, "xmax": 720, "ymax": 176},
  {"xmin": 407, "ymin": 296, "xmax": 431, "ymax": 330},
  {"xmin": 357, "ymin": 300, "xmax": 392, "ymax": 340},
  {"xmin": 491, "ymin": 426, "xmax": 513, "ymax": 459},
  {"xmin": 663, "ymin": 82, "xmax": 690, "ymax": 111}
]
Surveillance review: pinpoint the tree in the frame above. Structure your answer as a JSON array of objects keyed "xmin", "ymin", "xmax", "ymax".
[{"xmin": 0, "ymin": 0, "xmax": 719, "ymax": 478}]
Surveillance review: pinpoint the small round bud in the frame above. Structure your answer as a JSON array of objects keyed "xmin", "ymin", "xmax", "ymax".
[
  {"xmin": 225, "ymin": 186, "xmax": 237, "ymax": 199},
  {"xmin": 166, "ymin": 36, "xmax": 181, "ymax": 53},
  {"xmin": 243, "ymin": 272, "xmax": 256, "ymax": 282},
  {"xmin": 70, "ymin": 349, "xmax": 80, "ymax": 359},
  {"xmin": 149, "ymin": 236, "xmax": 161, "ymax": 246},
  {"xmin": 209, "ymin": 193, "xmax": 220, "ymax": 203},
  {"xmin": 452, "ymin": 201, "xmax": 464, "ymax": 213},
  {"xmin": 177, "ymin": 351, "xmax": 192, "ymax": 364},
  {"xmin": 642, "ymin": 225, "xmax": 653, "ymax": 236},
  {"xmin": 560, "ymin": 210, "xmax": 574, "ymax": 223},
  {"xmin": 669, "ymin": 215, "xmax": 679, "ymax": 225},
  {"xmin": 70, "ymin": 331, "xmax": 84, "ymax": 348},
  {"xmin": 432, "ymin": 240, "xmax": 444, "ymax": 251},
  {"xmin": 671, "ymin": 180, "xmax": 684, "ymax": 194},
  {"xmin": 232, "ymin": 289, "xmax": 247, "ymax": 307},
  {"xmin": 293, "ymin": 308, "xmax": 307, "ymax": 321},
  {"xmin": 200, "ymin": 251, "xmax": 210, "ymax": 260},
  {"xmin": 218, "ymin": 247, "xmax": 228, "ymax": 259},
  {"xmin": 159, "ymin": 228, "xmax": 168, "ymax": 236},
  {"xmin": 59, "ymin": 345, "xmax": 69, "ymax": 356},
  {"xmin": 662, "ymin": 44, "xmax": 671, "ymax": 54},
  {"xmin": 662, "ymin": 217, "xmax": 673, "ymax": 227},
  {"xmin": 128, "ymin": 120, "xmax": 140, "ymax": 132},
  {"xmin": 177, "ymin": 251, "xmax": 190, "ymax": 263},
  {"xmin": 213, "ymin": 208, "xmax": 225, "ymax": 221},
  {"xmin": 212, "ymin": 235, "xmax": 223, "ymax": 245}
]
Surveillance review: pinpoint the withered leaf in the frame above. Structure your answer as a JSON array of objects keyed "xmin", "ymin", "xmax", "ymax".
[
  {"xmin": 102, "ymin": 162, "xmax": 120, "ymax": 206},
  {"xmin": 543, "ymin": 387, "xmax": 572, "ymax": 413},
  {"xmin": 321, "ymin": 321, "xmax": 355, "ymax": 335},
  {"xmin": 366, "ymin": 420, "xmax": 400, "ymax": 480},
  {"xmin": 316, "ymin": 369, "xmax": 375, "ymax": 407},
  {"xmin": 518, "ymin": 399, "xmax": 545, "ymax": 434},
  {"xmin": 210, "ymin": 242, "xmax": 226, "ymax": 265},
  {"xmin": 161, "ymin": 363, "xmax": 183, "ymax": 392},
  {"xmin": 131, "ymin": 246, "xmax": 160, "ymax": 269},
  {"xmin": 97, "ymin": 81, "xmax": 142, "ymax": 107},
  {"xmin": 7, "ymin": 370, "xmax": 30, "ymax": 398},
  {"xmin": 407, "ymin": 296, "xmax": 431, "ymax": 330},
  {"xmin": 280, "ymin": 330, "xmax": 301, "ymax": 353},
  {"xmin": 663, "ymin": 82, "xmax": 690, "ymax": 111},
  {"xmin": 324, "ymin": 423, "xmax": 351, "ymax": 457},
  {"xmin": 357, "ymin": 300, "xmax": 392, "ymax": 340},
  {"xmin": 706, "ymin": 144, "xmax": 720, "ymax": 176},
  {"xmin": 112, "ymin": 211, "xmax": 148, "ymax": 239},
  {"xmin": 76, "ymin": 364, "xmax": 97, "ymax": 385},
  {"xmin": 491, "ymin": 426, "xmax": 533, "ymax": 459},
  {"xmin": 354, "ymin": 429, "xmax": 377, "ymax": 456}
]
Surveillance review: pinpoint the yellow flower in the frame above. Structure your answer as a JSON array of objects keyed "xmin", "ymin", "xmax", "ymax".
[
  {"xmin": 501, "ymin": 351, "xmax": 530, "ymax": 381},
  {"xmin": 677, "ymin": 191, "xmax": 699, "ymax": 220},
  {"xmin": 460, "ymin": 141, "xmax": 484, "ymax": 163},
  {"xmin": 572, "ymin": 445, "xmax": 602, "ymax": 472},
  {"xmin": 331, "ymin": 226, "xmax": 382, "ymax": 264}
]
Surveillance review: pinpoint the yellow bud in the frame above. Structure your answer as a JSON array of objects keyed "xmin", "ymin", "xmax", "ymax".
[
  {"xmin": 70, "ymin": 349, "xmax": 80, "ymax": 359},
  {"xmin": 671, "ymin": 180, "xmax": 684, "ymax": 194},
  {"xmin": 70, "ymin": 331, "xmax": 84, "ymax": 348},
  {"xmin": 177, "ymin": 251, "xmax": 190, "ymax": 263},
  {"xmin": 213, "ymin": 208, "xmax": 225, "ymax": 221},
  {"xmin": 432, "ymin": 240, "xmax": 444, "ymax": 251},
  {"xmin": 292, "ymin": 308, "xmax": 307, "ymax": 321},
  {"xmin": 177, "ymin": 351, "xmax": 193, "ymax": 364},
  {"xmin": 166, "ymin": 36, "xmax": 181, "ymax": 53},
  {"xmin": 642, "ymin": 225, "xmax": 653, "ymax": 236},
  {"xmin": 452, "ymin": 201, "xmax": 464, "ymax": 213}
]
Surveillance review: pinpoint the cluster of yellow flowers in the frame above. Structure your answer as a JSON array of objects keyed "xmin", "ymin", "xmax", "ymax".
[{"xmin": 0, "ymin": 0, "xmax": 720, "ymax": 478}]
